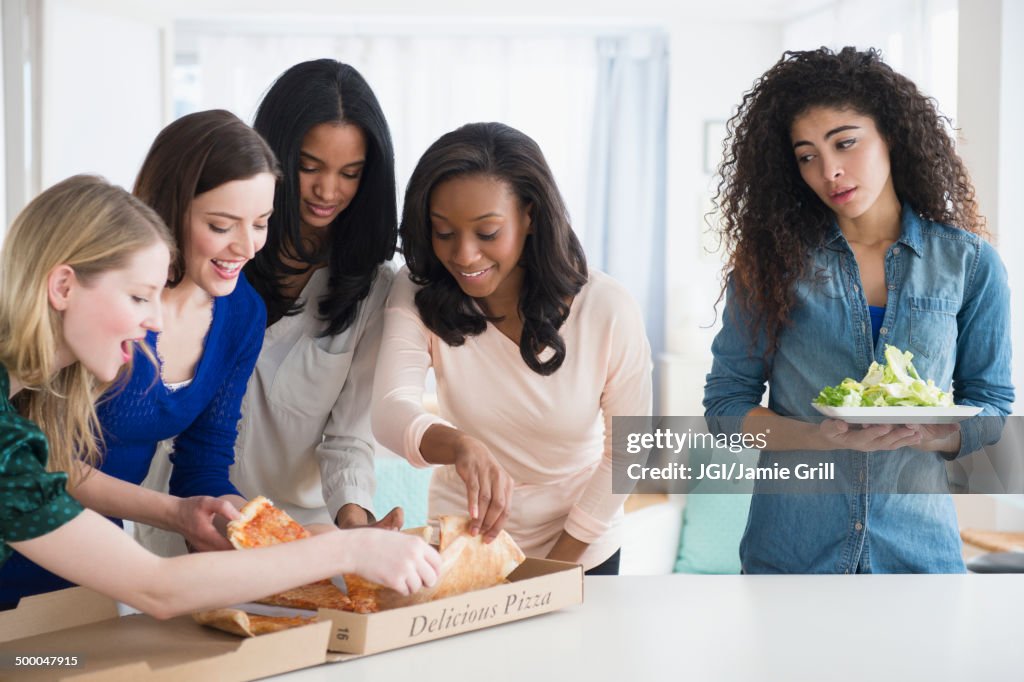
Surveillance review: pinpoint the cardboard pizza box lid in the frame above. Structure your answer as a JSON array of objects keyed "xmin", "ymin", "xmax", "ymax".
[
  {"xmin": 0, "ymin": 588, "xmax": 118, "ymax": 642},
  {"xmin": 0, "ymin": 588, "xmax": 332, "ymax": 681}
]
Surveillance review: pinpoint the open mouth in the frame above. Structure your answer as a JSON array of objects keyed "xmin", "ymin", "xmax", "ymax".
[
  {"xmin": 829, "ymin": 187, "xmax": 856, "ymax": 205},
  {"xmin": 212, "ymin": 258, "xmax": 244, "ymax": 279},
  {"xmin": 120, "ymin": 340, "xmax": 134, "ymax": 364}
]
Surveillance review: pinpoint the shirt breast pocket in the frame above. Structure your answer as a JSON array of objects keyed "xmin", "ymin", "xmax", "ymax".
[
  {"xmin": 269, "ymin": 336, "xmax": 354, "ymax": 418},
  {"xmin": 909, "ymin": 296, "xmax": 959, "ymax": 359}
]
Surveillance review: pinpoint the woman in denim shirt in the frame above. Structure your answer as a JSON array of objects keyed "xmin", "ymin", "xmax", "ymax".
[{"xmin": 704, "ymin": 47, "xmax": 1013, "ymax": 573}]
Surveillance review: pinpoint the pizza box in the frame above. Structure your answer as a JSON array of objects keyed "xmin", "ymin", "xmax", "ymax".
[
  {"xmin": 0, "ymin": 587, "xmax": 333, "ymax": 681},
  {"xmin": 318, "ymin": 557, "xmax": 583, "ymax": 656}
]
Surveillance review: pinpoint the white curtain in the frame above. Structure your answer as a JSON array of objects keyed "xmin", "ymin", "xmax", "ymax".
[
  {"xmin": 584, "ymin": 33, "xmax": 669, "ymax": 413},
  {"xmin": 181, "ymin": 29, "xmax": 599, "ymax": 242},
  {"xmin": 180, "ymin": 24, "xmax": 671, "ymax": 408}
]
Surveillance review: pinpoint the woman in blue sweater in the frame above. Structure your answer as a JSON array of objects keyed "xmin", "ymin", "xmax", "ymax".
[
  {"xmin": 0, "ymin": 110, "xmax": 279, "ymax": 604},
  {"xmin": 0, "ymin": 175, "xmax": 439, "ymax": 615}
]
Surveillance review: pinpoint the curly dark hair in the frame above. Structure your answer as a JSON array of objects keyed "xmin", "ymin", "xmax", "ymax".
[
  {"xmin": 400, "ymin": 122, "xmax": 587, "ymax": 376},
  {"xmin": 245, "ymin": 59, "xmax": 397, "ymax": 336},
  {"xmin": 713, "ymin": 46, "xmax": 983, "ymax": 354}
]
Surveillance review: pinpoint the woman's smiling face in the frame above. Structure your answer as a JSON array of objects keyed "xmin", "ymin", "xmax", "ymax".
[
  {"xmin": 429, "ymin": 174, "xmax": 532, "ymax": 307},
  {"xmin": 183, "ymin": 173, "xmax": 275, "ymax": 297},
  {"xmin": 297, "ymin": 122, "xmax": 367, "ymax": 233},
  {"xmin": 56, "ymin": 240, "xmax": 169, "ymax": 382}
]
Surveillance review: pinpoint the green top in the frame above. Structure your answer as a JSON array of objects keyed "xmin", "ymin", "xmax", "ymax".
[{"xmin": 0, "ymin": 365, "xmax": 83, "ymax": 568}]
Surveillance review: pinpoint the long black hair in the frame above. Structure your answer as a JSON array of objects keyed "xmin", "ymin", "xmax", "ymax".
[
  {"xmin": 401, "ymin": 122, "xmax": 587, "ymax": 376},
  {"xmin": 246, "ymin": 59, "xmax": 398, "ymax": 335}
]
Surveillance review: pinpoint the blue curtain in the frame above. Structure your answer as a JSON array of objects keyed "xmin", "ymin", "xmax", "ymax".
[{"xmin": 585, "ymin": 32, "xmax": 669, "ymax": 414}]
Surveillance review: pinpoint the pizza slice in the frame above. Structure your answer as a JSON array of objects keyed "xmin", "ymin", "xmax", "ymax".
[
  {"xmin": 227, "ymin": 496, "xmax": 310, "ymax": 549},
  {"xmin": 431, "ymin": 516, "xmax": 525, "ymax": 599},
  {"xmin": 256, "ymin": 580, "xmax": 362, "ymax": 613},
  {"xmin": 193, "ymin": 608, "xmax": 317, "ymax": 637},
  {"xmin": 344, "ymin": 515, "xmax": 525, "ymax": 611}
]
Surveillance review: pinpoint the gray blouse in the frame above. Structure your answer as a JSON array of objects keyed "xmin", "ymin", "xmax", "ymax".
[{"xmin": 230, "ymin": 264, "xmax": 395, "ymax": 526}]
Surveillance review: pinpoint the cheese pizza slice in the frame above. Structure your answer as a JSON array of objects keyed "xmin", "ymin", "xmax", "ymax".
[
  {"xmin": 193, "ymin": 608, "xmax": 317, "ymax": 637},
  {"xmin": 256, "ymin": 579, "xmax": 361, "ymax": 612},
  {"xmin": 227, "ymin": 496, "xmax": 310, "ymax": 549},
  {"xmin": 344, "ymin": 515, "xmax": 525, "ymax": 611}
]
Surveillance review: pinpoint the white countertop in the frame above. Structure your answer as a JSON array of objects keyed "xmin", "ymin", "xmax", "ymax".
[{"xmin": 270, "ymin": 574, "xmax": 1024, "ymax": 681}]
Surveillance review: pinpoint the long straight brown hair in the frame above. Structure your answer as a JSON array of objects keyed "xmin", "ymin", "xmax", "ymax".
[{"xmin": 133, "ymin": 109, "xmax": 280, "ymax": 287}]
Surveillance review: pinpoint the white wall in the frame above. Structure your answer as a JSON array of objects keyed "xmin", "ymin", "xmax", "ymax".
[
  {"xmin": 660, "ymin": 21, "xmax": 782, "ymax": 415},
  {"xmin": 0, "ymin": 9, "xmax": 6, "ymax": 232},
  {"xmin": 27, "ymin": 0, "xmax": 1021, "ymax": 419},
  {"xmin": 162, "ymin": 3, "xmax": 786, "ymax": 420},
  {"xmin": 40, "ymin": 0, "xmax": 168, "ymax": 191},
  {"xmin": 997, "ymin": 0, "xmax": 1024, "ymax": 413}
]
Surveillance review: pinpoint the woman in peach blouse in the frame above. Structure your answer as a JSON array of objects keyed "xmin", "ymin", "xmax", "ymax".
[{"xmin": 372, "ymin": 122, "xmax": 652, "ymax": 573}]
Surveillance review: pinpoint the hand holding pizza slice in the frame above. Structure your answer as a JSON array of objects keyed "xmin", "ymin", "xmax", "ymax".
[
  {"xmin": 226, "ymin": 496, "xmax": 311, "ymax": 549},
  {"xmin": 343, "ymin": 515, "xmax": 526, "ymax": 611},
  {"xmin": 195, "ymin": 497, "xmax": 442, "ymax": 637},
  {"xmin": 225, "ymin": 493, "xmax": 440, "ymax": 602}
]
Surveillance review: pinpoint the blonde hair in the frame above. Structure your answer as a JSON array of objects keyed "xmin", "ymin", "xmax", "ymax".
[{"xmin": 0, "ymin": 175, "xmax": 174, "ymax": 484}]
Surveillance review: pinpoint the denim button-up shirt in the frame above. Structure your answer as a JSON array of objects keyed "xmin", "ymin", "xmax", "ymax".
[{"xmin": 704, "ymin": 205, "xmax": 1014, "ymax": 573}]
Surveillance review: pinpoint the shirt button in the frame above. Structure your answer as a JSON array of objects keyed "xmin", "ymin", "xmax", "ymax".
[
  {"xmin": 855, "ymin": 522, "xmax": 864, "ymax": 531},
  {"xmin": 887, "ymin": 284, "xmax": 895, "ymax": 291},
  {"xmin": 853, "ymin": 284, "xmax": 860, "ymax": 293},
  {"xmin": 880, "ymin": 327, "xmax": 888, "ymax": 335},
  {"xmin": 893, "ymin": 247, "xmax": 901, "ymax": 255}
]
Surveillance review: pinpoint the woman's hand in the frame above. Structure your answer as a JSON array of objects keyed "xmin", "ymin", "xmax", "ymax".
[
  {"xmin": 173, "ymin": 495, "xmax": 241, "ymax": 551},
  {"xmin": 336, "ymin": 504, "xmax": 405, "ymax": 530},
  {"xmin": 342, "ymin": 528, "xmax": 442, "ymax": 595},
  {"xmin": 453, "ymin": 436, "xmax": 514, "ymax": 541},
  {"xmin": 908, "ymin": 423, "xmax": 962, "ymax": 454},
  {"xmin": 817, "ymin": 419, "xmax": 924, "ymax": 452}
]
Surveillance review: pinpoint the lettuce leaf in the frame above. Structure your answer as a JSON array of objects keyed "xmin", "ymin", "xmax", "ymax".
[{"xmin": 813, "ymin": 344, "xmax": 953, "ymax": 407}]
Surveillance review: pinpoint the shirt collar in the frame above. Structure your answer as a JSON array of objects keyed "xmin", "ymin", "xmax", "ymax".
[
  {"xmin": 822, "ymin": 201, "xmax": 924, "ymax": 256},
  {"xmin": 896, "ymin": 202, "xmax": 925, "ymax": 256}
]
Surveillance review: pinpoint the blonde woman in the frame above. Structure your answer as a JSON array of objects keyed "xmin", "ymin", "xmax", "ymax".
[{"xmin": 0, "ymin": 175, "xmax": 439, "ymax": 614}]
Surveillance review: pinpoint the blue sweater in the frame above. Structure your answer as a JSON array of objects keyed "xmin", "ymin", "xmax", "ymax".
[
  {"xmin": 97, "ymin": 275, "xmax": 265, "ymax": 497},
  {"xmin": 0, "ymin": 274, "xmax": 266, "ymax": 608}
]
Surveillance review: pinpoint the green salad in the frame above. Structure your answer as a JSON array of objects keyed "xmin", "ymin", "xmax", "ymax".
[{"xmin": 814, "ymin": 345, "xmax": 953, "ymax": 408}]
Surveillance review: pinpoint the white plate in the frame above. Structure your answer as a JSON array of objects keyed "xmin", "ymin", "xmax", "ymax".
[{"xmin": 811, "ymin": 404, "xmax": 982, "ymax": 424}]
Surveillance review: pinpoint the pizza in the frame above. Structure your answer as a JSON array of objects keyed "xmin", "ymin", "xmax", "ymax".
[
  {"xmin": 222, "ymin": 499, "xmax": 518, "ymax": 616},
  {"xmin": 193, "ymin": 608, "xmax": 317, "ymax": 637},
  {"xmin": 256, "ymin": 579, "xmax": 365, "ymax": 613},
  {"xmin": 227, "ymin": 496, "xmax": 310, "ymax": 549},
  {"xmin": 344, "ymin": 515, "xmax": 525, "ymax": 612}
]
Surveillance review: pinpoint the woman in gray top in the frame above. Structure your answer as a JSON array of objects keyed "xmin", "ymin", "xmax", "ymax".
[{"xmin": 231, "ymin": 59, "xmax": 402, "ymax": 530}]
